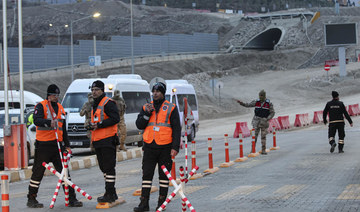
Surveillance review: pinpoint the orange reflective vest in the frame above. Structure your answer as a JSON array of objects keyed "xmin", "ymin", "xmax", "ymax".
[
  {"xmin": 143, "ymin": 100, "xmax": 175, "ymax": 145},
  {"xmin": 91, "ymin": 97, "xmax": 118, "ymax": 142},
  {"xmin": 36, "ymin": 100, "xmax": 66, "ymax": 142}
]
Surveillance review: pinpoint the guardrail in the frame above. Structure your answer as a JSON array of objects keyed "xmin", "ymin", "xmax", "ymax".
[{"xmin": 9, "ymin": 51, "xmax": 225, "ymax": 76}]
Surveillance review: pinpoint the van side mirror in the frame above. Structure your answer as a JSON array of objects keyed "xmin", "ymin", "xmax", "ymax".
[{"xmin": 30, "ymin": 126, "xmax": 36, "ymax": 132}]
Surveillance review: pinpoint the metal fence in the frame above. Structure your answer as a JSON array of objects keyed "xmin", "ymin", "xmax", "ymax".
[{"xmin": 6, "ymin": 33, "xmax": 218, "ymax": 72}]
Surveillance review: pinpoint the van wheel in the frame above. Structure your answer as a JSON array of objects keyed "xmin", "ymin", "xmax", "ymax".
[
  {"xmin": 137, "ymin": 140, "xmax": 144, "ymax": 147},
  {"xmin": 187, "ymin": 125, "xmax": 195, "ymax": 141}
]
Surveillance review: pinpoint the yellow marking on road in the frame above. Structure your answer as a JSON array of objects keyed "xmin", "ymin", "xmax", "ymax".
[
  {"xmin": 234, "ymin": 159, "xmax": 268, "ymax": 169},
  {"xmin": 273, "ymin": 185, "xmax": 307, "ymax": 200},
  {"xmin": 214, "ymin": 185, "xmax": 265, "ymax": 200},
  {"xmin": 338, "ymin": 184, "xmax": 360, "ymax": 199},
  {"xmin": 129, "ymin": 169, "xmax": 141, "ymax": 173}
]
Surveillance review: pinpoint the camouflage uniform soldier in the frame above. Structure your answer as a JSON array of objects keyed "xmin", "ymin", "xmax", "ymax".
[
  {"xmin": 80, "ymin": 93, "xmax": 93, "ymax": 140},
  {"xmin": 112, "ymin": 90, "xmax": 127, "ymax": 151},
  {"xmin": 236, "ymin": 90, "xmax": 275, "ymax": 155}
]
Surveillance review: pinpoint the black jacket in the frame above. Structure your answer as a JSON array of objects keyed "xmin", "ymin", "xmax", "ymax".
[
  {"xmin": 136, "ymin": 98, "xmax": 181, "ymax": 152},
  {"xmin": 91, "ymin": 93, "xmax": 120, "ymax": 149},
  {"xmin": 323, "ymin": 99, "xmax": 352, "ymax": 125},
  {"xmin": 33, "ymin": 101, "xmax": 70, "ymax": 147}
]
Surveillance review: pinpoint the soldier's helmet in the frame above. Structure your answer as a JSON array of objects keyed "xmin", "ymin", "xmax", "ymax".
[{"xmin": 114, "ymin": 90, "xmax": 121, "ymax": 98}]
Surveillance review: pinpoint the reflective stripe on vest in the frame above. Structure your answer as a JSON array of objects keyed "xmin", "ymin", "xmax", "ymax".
[
  {"xmin": 36, "ymin": 100, "xmax": 65, "ymax": 142},
  {"xmin": 91, "ymin": 97, "xmax": 118, "ymax": 142},
  {"xmin": 143, "ymin": 100, "xmax": 175, "ymax": 145}
]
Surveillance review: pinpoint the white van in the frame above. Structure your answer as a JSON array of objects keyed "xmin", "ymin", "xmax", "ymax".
[
  {"xmin": 0, "ymin": 90, "xmax": 43, "ymax": 110},
  {"xmin": 165, "ymin": 80, "xmax": 199, "ymax": 141},
  {"xmin": 61, "ymin": 75, "xmax": 151, "ymax": 148}
]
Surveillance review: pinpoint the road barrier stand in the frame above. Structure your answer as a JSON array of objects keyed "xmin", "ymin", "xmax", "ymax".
[
  {"xmin": 169, "ymin": 156, "xmax": 181, "ymax": 186},
  {"xmin": 43, "ymin": 162, "xmax": 92, "ymax": 199},
  {"xmin": 179, "ymin": 167, "xmax": 187, "ymax": 212},
  {"xmin": 220, "ymin": 134, "xmax": 235, "ymax": 168},
  {"xmin": 248, "ymin": 129, "xmax": 259, "ymax": 157},
  {"xmin": 270, "ymin": 126, "xmax": 280, "ymax": 150},
  {"xmin": 203, "ymin": 138, "xmax": 219, "ymax": 174},
  {"xmin": 191, "ymin": 140, "xmax": 196, "ymax": 169},
  {"xmin": 190, "ymin": 140, "xmax": 203, "ymax": 180},
  {"xmin": 235, "ymin": 133, "xmax": 248, "ymax": 162},
  {"xmin": 1, "ymin": 175, "xmax": 9, "ymax": 212},
  {"xmin": 157, "ymin": 165, "xmax": 199, "ymax": 212},
  {"xmin": 49, "ymin": 152, "xmax": 71, "ymax": 208}
]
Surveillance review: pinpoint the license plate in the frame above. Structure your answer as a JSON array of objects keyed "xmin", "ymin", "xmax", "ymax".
[{"xmin": 70, "ymin": 142, "xmax": 82, "ymax": 146}]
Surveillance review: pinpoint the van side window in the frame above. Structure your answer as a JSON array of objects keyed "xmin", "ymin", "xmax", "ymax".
[
  {"xmin": 122, "ymin": 92, "xmax": 151, "ymax": 114},
  {"xmin": 165, "ymin": 95, "xmax": 170, "ymax": 102},
  {"xmin": 177, "ymin": 94, "xmax": 197, "ymax": 112}
]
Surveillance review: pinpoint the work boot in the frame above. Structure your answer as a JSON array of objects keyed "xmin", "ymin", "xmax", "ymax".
[
  {"xmin": 156, "ymin": 195, "xmax": 166, "ymax": 211},
  {"xmin": 27, "ymin": 194, "xmax": 44, "ymax": 208},
  {"xmin": 97, "ymin": 192, "xmax": 116, "ymax": 203},
  {"xmin": 69, "ymin": 196, "xmax": 83, "ymax": 207},
  {"xmin": 330, "ymin": 141, "xmax": 336, "ymax": 153},
  {"xmin": 119, "ymin": 143, "xmax": 127, "ymax": 151},
  {"xmin": 133, "ymin": 196, "xmax": 149, "ymax": 212},
  {"xmin": 261, "ymin": 146, "xmax": 267, "ymax": 155},
  {"xmin": 338, "ymin": 144, "xmax": 344, "ymax": 153}
]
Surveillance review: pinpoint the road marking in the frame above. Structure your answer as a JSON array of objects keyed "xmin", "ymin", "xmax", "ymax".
[
  {"xmin": 234, "ymin": 159, "xmax": 268, "ymax": 169},
  {"xmin": 10, "ymin": 191, "xmax": 27, "ymax": 198},
  {"xmin": 338, "ymin": 184, "xmax": 360, "ymax": 199},
  {"xmin": 79, "ymin": 186, "xmax": 138, "ymax": 201},
  {"xmin": 214, "ymin": 185, "xmax": 265, "ymax": 200},
  {"xmin": 273, "ymin": 184, "xmax": 307, "ymax": 200},
  {"xmin": 184, "ymin": 186, "xmax": 207, "ymax": 194}
]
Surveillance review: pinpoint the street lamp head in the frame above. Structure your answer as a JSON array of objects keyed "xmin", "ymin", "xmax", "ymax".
[
  {"xmin": 93, "ymin": 12, "xmax": 101, "ymax": 18},
  {"xmin": 49, "ymin": 23, "xmax": 53, "ymax": 27},
  {"xmin": 65, "ymin": 24, "xmax": 69, "ymax": 28}
]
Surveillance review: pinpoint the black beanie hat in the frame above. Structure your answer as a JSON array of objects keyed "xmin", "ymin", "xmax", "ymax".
[
  {"xmin": 91, "ymin": 80, "xmax": 105, "ymax": 92},
  {"xmin": 332, "ymin": 91, "xmax": 339, "ymax": 98},
  {"xmin": 152, "ymin": 82, "xmax": 166, "ymax": 95},
  {"xmin": 47, "ymin": 84, "xmax": 60, "ymax": 96}
]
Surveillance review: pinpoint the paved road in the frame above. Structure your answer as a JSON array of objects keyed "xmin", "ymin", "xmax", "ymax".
[{"xmin": 5, "ymin": 126, "xmax": 360, "ymax": 212}]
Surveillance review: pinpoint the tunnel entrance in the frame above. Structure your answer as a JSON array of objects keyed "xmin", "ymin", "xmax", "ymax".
[{"xmin": 243, "ymin": 28, "xmax": 282, "ymax": 50}]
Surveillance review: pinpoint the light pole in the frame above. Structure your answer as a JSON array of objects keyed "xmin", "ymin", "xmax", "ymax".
[
  {"xmin": 70, "ymin": 12, "xmax": 101, "ymax": 82},
  {"xmin": 49, "ymin": 23, "xmax": 69, "ymax": 46},
  {"xmin": 130, "ymin": 0, "xmax": 134, "ymax": 74}
]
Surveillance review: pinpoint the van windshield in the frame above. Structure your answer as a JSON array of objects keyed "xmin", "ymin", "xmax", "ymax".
[
  {"xmin": 176, "ymin": 94, "xmax": 197, "ymax": 112},
  {"xmin": 122, "ymin": 92, "xmax": 151, "ymax": 114},
  {"xmin": 62, "ymin": 92, "xmax": 112, "ymax": 112}
]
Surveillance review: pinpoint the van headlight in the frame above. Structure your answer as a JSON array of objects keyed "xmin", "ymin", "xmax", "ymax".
[{"xmin": 0, "ymin": 137, "xmax": 4, "ymax": 146}]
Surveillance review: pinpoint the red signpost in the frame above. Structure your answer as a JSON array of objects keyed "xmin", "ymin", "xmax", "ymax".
[
  {"xmin": 324, "ymin": 64, "xmax": 331, "ymax": 71},
  {"xmin": 324, "ymin": 64, "xmax": 330, "ymax": 80}
]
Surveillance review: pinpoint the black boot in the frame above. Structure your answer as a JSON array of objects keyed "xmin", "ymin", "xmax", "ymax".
[
  {"xmin": 97, "ymin": 192, "xmax": 116, "ymax": 203},
  {"xmin": 133, "ymin": 196, "xmax": 149, "ymax": 212},
  {"xmin": 156, "ymin": 195, "xmax": 166, "ymax": 211},
  {"xmin": 339, "ymin": 144, "xmax": 344, "ymax": 153},
  {"xmin": 329, "ymin": 141, "xmax": 336, "ymax": 153},
  {"xmin": 261, "ymin": 146, "xmax": 267, "ymax": 155},
  {"xmin": 27, "ymin": 194, "xmax": 44, "ymax": 208}
]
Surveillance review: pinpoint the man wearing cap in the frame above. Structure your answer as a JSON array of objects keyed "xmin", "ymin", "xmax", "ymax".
[
  {"xmin": 134, "ymin": 81, "xmax": 181, "ymax": 212},
  {"xmin": 26, "ymin": 84, "xmax": 83, "ymax": 208},
  {"xmin": 323, "ymin": 91, "xmax": 353, "ymax": 153},
  {"xmin": 89, "ymin": 80, "xmax": 120, "ymax": 203},
  {"xmin": 236, "ymin": 89, "xmax": 275, "ymax": 155}
]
